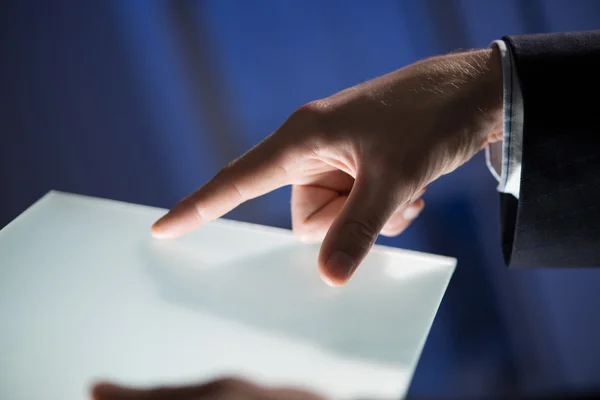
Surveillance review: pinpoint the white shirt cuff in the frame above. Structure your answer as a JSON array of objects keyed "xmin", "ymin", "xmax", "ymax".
[{"xmin": 485, "ymin": 40, "xmax": 523, "ymax": 199}]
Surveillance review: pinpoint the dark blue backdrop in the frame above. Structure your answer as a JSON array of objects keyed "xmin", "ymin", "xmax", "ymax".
[{"xmin": 2, "ymin": 1, "xmax": 600, "ymax": 397}]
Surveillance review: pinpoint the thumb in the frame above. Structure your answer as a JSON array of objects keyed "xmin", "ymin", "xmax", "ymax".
[{"xmin": 318, "ymin": 172, "xmax": 405, "ymax": 286}]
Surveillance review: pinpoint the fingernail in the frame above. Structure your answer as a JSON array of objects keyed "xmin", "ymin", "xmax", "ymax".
[
  {"xmin": 324, "ymin": 251, "xmax": 356, "ymax": 286},
  {"xmin": 403, "ymin": 203, "xmax": 423, "ymax": 220}
]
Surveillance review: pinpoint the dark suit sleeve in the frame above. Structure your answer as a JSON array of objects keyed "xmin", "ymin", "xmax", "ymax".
[{"xmin": 500, "ymin": 31, "xmax": 600, "ymax": 267}]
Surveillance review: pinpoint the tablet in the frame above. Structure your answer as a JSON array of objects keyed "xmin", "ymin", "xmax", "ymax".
[{"xmin": 0, "ymin": 191, "xmax": 455, "ymax": 400}]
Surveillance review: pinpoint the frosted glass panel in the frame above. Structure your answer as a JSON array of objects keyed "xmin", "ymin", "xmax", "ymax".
[{"xmin": 0, "ymin": 191, "xmax": 455, "ymax": 400}]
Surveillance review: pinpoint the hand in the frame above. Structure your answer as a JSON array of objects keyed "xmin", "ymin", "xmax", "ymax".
[
  {"xmin": 92, "ymin": 378, "xmax": 327, "ymax": 400},
  {"xmin": 152, "ymin": 47, "xmax": 503, "ymax": 286}
]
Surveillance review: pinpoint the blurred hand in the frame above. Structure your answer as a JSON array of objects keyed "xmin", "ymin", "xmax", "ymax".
[
  {"xmin": 92, "ymin": 379, "xmax": 327, "ymax": 400},
  {"xmin": 152, "ymin": 47, "xmax": 503, "ymax": 285}
]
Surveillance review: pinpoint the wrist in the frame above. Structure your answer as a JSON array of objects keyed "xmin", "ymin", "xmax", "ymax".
[
  {"xmin": 463, "ymin": 47, "xmax": 503, "ymax": 111},
  {"xmin": 480, "ymin": 46, "xmax": 503, "ymax": 113},
  {"xmin": 459, "ymin": 47, "xmax": 504, "ymax": 145},
  {"xmin": 425, "ymin": 47, "xmax": 503, "ymax": 119},
  {"xmin": 481, "ymin": 46, "xmax": 504, "ymax": 143}
]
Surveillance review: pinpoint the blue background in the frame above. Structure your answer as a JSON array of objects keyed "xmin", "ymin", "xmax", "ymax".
[{"xmin": 1, "ymin": 1, "xmax": 600, "ymax": 397}]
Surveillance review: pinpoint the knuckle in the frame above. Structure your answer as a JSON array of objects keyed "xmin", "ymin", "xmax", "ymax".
[
  {"xmin": 214, "ymin": 163, "xmax": 233, "ymax": 181},
  {"xmin": 214, "ymin": 164, "xmax": 245, "ymax": 201},
  {"xmin": 296, "ymin": 99, "xmax": 333, "ymax": 117},
  {"xmin": 291, "ymin": 99, "xmax": 335, "ymax": 132},
  {"xmin": 344, "ymin": 218, "xmax": 379, "ymax": 247}
]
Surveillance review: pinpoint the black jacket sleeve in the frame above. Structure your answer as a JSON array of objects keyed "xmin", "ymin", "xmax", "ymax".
[{"xmin": 500, "ymin": 31, "xmax": 600, "ymax": 267}]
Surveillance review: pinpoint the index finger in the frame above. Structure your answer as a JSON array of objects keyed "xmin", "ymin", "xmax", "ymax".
[{"xmin": 152, "ymin": 130, "xmax": 296, "ymax": 239}]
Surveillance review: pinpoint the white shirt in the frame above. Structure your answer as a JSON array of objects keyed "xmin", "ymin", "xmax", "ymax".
[{"xmin": 485, "ymin": 40, "xmax": 524, "ymax": 199}]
